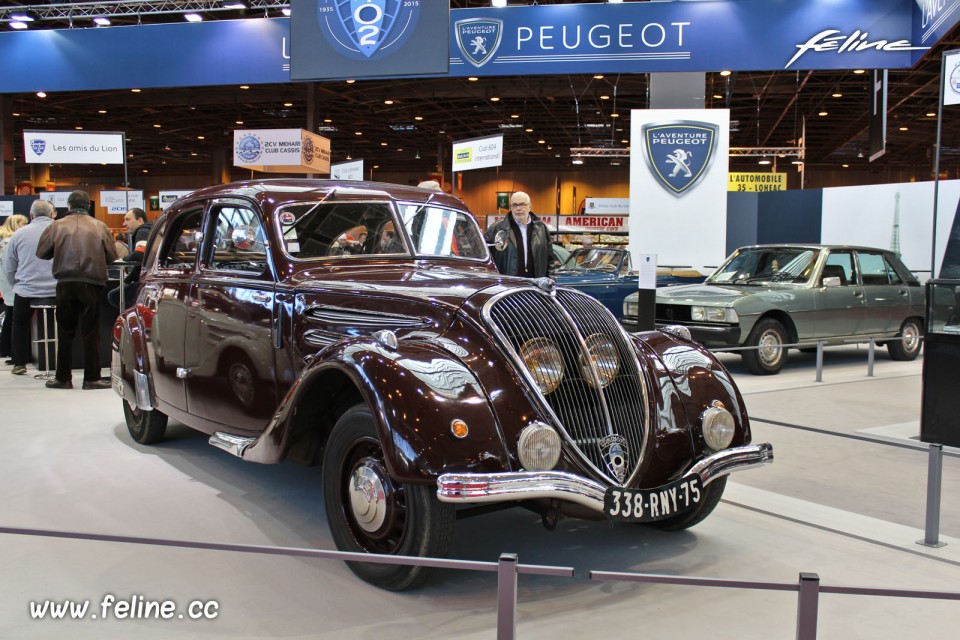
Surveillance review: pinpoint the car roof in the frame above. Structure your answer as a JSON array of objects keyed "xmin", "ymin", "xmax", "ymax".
[
  {"xmin": 737, "ymin": 243, "xmax": 895, "ymax": 254},
  {"xmin": 180, "ymin": 178, "xmax": 467, "ymax": 210}
]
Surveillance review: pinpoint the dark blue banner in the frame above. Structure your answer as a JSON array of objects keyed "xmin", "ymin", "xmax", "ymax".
[
  {"xmin": 0, "ymin": 1, "xmax": 940, "ymax": 93},
  {"xmin": 290, "ymin": 0, "xmax": 449, "ymax": 80},
  {"xmin": 912, "ymin": 0, "xmax": 960, "ymax": 58}
]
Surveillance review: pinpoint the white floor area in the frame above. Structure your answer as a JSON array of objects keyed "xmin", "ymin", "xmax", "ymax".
[{"xmin": 1, "ymin": 347, "xmax": 958, "ymax": 639}]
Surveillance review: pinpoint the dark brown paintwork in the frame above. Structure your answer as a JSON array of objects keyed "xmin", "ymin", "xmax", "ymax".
[{"xmin": 113, "ymin": 179, "xmax": 751, "ymax": 492}]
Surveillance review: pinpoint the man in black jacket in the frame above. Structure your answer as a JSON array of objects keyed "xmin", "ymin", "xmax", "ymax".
[
  {"xmin": 107, "ymin": 207, "xmax": 154, "ymax": 309},
  {"xmin": 485, "ymin": 191, "xmax": 551, "ymax": 278},
  {"xmin": 35, "ymin": 190, "xmax": 118, "ymax": 390}
]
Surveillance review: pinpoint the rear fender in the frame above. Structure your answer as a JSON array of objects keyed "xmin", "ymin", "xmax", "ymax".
[
  {"xmin": 113, "ymin": 310, "xmax": 151, "ymax": 407},
  {"xmin": 243, "ymin": 337, "xmax": 512, "ymax": 482}
]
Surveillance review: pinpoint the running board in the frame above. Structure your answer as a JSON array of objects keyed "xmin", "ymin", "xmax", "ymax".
[{"xmin": 209, "ymin": 432, "xmax": 256, "ymax": 458}]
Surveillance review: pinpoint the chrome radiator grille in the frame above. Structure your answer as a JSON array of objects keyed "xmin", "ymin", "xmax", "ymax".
[{"xmin": 485, "ymin": 288, "xmax": 648, "ymax": 485}]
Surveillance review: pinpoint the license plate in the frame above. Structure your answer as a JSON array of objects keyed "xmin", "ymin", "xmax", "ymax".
[{"xmin": 603, "ymin": 475, "xmax": 703, "ymax": 522}]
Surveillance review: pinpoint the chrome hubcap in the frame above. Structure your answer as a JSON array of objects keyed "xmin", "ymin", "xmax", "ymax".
[
  {"xmin": 348, "ymin": 463, "xmax": 387, "ymax": 533},
  {"xmin": 902, "ymin": 325, "xmax": 920, "ymax": 351},
  {"xmin": 758, "ymin": 330, "xmax": 783, "ymax": 365}
]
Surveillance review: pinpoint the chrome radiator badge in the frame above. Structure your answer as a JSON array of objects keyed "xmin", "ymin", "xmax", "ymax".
[{"xmin": 599, "ymin": 434, "xmax": 629, "ymax": 484}]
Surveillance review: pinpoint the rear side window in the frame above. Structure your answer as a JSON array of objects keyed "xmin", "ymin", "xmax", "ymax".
[
  {"xmin": 858, "ymin": 251, "xmax": 903, "ymax": 286},
  {"xmin": 158, "ymin": 209, "xmax": 203, "ymax": 269}
]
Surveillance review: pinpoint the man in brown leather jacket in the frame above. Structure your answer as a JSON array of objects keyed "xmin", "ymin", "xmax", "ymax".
[{"xmin": 35, "ymin": 190, "xmax": 118, "ymax": 390}]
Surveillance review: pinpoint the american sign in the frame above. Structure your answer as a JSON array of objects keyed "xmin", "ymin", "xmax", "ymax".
[{"xmin": 487, "ymin": 214, "xmax": 628, "ymax": 234}]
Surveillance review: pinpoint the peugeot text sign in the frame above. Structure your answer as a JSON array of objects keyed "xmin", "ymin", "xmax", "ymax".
[
  {"xmin": 23, "ymin": 130, "xmax": 124, "ymax": 164},
  {"xmin": 641, "ymin": 122, "xmax": 719, "ymax": 198}
]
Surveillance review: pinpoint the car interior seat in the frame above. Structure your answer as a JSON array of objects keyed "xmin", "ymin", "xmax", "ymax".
[{"xmin": 821, "ymin": 264, "xmax": 847, "ymax": 285}]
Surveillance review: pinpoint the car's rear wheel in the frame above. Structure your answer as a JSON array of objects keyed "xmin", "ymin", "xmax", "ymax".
[
  {"xmin": 322, "ymin": 405, "xmax": 455, "ymax": 591},
  {"xmin": 123, "ymin": 399, "xmax": 168, "ymax": 444},
  {"xmin": 887, "ymin": 317, "xmax": 923, "ymax": 361},
  {"xmin": 647, "ymin": 476, "xmax": 727, "ymax": 531},
  {"xmin": 742, "ymin": 318, "xmax": 788, "ymax": 375}
]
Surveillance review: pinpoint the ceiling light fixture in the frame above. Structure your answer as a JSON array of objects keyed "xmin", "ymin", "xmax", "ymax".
[
  {"xmin": 93, "ymin": 17, "xmax": 111, "ymax": 26},
  {"xmin": 223, "ymin": 1, "xmax": 249, "ymax": 8},
  {"xmin": 719, "ymin": 70, "xmax": 732, "ymax": 77},
  {"xmin": 10, "ymin": 21, "xmax": 28, "ymax": 30},
  {"xmin": 36, "ymin": 91, "xmax": 47, "ymax": 98},
  {"xmin": 282, "ymin": 8, "xmax": 291, "ymax": 16},
  {"xmin": 572, "ymin": 157, "xmax": 584, "ymax": 165},
  {"xmin": 492, "ymin": 0, "xmax": 507, "ymax": 7},
  {"xmin": 10, "ymin": 12, "xmax": 36, "ymax": 22},
  {"xmin": 184, "ymin": 13, "xmax": 203, "ymax": 22}
]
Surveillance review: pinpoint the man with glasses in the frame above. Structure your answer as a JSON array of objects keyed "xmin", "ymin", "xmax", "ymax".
[{"xmin": 485, "ymin": 191, "xmax": 551, "ymax": 278}]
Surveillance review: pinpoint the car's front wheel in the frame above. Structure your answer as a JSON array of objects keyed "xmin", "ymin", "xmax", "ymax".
[
  {"xmin": 123, "ymin": 399, "xmax": 168, "ymax": 444},
  {"xmin": 322, "ymin": 405, "xmax": 455, "ymax": 591},
  {"xmin": 647, "ymin": 476, "xmax": 727, "ymax": 531},
  {"xmin": 887, "ymin": 317, "xmax": 923, "ymax": 361},
  {"xmin": 742, "ymin": 318, "xmax": 788, "ymax": 375}
]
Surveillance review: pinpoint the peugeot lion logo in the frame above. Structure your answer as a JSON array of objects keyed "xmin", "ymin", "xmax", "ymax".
[
  {"xmin": 455, "ymin": 18, "xmax": 503, "ymax": 68},
  {"xmin": 30, "ymin": 139, "xmax": 46, "ymax": 156},
  {"xmin": 599, "ymin": 435, "xmax": 629, "ymax": 484},
  {"xmin": 642, "ymin": 121, "xmax": 719, "ymax": 198},
  {"xmin": 317, "ymin": 0, "xmax": 420, "ymax": 61}
]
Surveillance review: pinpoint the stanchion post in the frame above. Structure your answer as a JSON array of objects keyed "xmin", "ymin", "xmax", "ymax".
[
  {"xmin": 867, "ymin": 338, "xmax": 875, "ymax": 377},
  {"xmin": 815, "ymin": 341, "xmax": 824, "ymax": 383},
  {"xmin": 796, "ymin": 572, "xmax": 820, "ymax": 640},
  {"xmin": 497, "ymin": 553, "xmax": 518, "ymax": 640},
  {"xmin": 917, "ymin": 444, "xmax": 946, "ymax": 548}
]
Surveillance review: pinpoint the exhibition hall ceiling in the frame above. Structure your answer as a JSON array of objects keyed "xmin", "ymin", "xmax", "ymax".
[{"xmin": 4, "ymin": 1, "xmax": 960, "ymax": 182}]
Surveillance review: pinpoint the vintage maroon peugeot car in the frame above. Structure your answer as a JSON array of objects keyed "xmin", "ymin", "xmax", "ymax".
[{"xmin": 112, "ymin": 179, "xmax": 773, "ymax": 590}]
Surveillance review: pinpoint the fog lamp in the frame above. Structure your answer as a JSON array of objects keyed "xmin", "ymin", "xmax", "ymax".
[
  {"xmin": 701, "ymin": 401, "xmax": 736, "ymax": 450},
  {"xmin": 518, "ymin": 422, "xmax": 562, "ymax": 471}
]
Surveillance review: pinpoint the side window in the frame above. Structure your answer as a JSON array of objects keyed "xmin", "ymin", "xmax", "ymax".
[
  {"xmin": 822, "ymin": 251, "xmax": 854, "ymax": 286},
  {"xmin": 159, "ymin": 209, "xmax": 203, "ymax": 269},
  {"xmin": 277, "ymin": 202, "xmax": 400, "ymax": 259},
  {"xmin": 858, "ymin": 252, "xmax": 902, "ymax": 286},
  {"xmin": 206, "ymin": 206, "xmax": 267, "ymax": 273}
]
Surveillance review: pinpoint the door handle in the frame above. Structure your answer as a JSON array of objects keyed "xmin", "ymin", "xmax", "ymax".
[
  {"xmin": 251, "ymin": 292, "xmax": 271, "ymax": 303},
  {"xmin": 853, "ymin": 290, "xmax": 863, "ymax": 298}
]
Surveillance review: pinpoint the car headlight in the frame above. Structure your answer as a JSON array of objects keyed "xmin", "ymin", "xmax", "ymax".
[
  {"xmin": 624, "ymin": 299, "xmax": 638, "ymax": 318},
  {"xmin": 517, "ymin": 422, "xmax": 562, "ymax": 471},
  {"xmin": 701, "ymin": 401, "xmax": 736, "ymax": 450},
  {"xmin": 691, "ymin": 306, "xmax": 738, "ymax": 323},
  {"xmin": 580, "ymin": 333, "xmax": 620, "ymax": 388},
  {"xmin": 520, "ymin": 337, "xmax": 564, "ymax": 395}
]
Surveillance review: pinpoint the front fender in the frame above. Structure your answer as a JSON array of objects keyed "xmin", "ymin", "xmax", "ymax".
[{"xmin": 243, "ymin": 337, "xmax": 513, "ymax": 482}]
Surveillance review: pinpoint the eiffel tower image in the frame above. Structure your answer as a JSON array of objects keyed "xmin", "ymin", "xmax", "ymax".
[{"xmin": 890, "ymin": 191, "xmax": 901, "ymax": 257}]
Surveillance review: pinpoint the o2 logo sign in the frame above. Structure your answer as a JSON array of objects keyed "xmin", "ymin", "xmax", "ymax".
[{"xmin": 317, "ymin": 0, "xmax": 421, "ymax": 61}]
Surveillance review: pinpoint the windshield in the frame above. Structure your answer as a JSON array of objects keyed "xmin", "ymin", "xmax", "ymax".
[
  {"xmin": 558, "ymin": 248, "xmax": 625, "ymax": 272},
  {"xmin": 399, "ymin": 204, "xmax": 487, "ymax": 259},
  {"xmin": 708, "ymin": 247, "xmax": 820, "ymax": 284}
]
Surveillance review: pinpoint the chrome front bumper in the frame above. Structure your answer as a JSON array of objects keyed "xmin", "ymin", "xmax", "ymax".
[{"xmin": 436, "ymin": 442, "xmax": 773, "ymax": 514}]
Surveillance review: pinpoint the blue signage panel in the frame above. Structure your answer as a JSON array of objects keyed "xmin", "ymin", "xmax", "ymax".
[
  {"xmin": 290, "ymin": 0, "xmax": 449, "ymax": 80},
  {"xmin": 448, "ymin": 0, "xmax": 924, "ymax": 77},
  {"xmin": 0, "ymin": 18, "xmax": 290, "ymax": 93},
  {"xmin": 912, "ymin": 0, "xmax": 960, "ymax": 61},
  {"xmin": 0, "ymin": 1, "xmax": 940, "ymax": 94}
]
